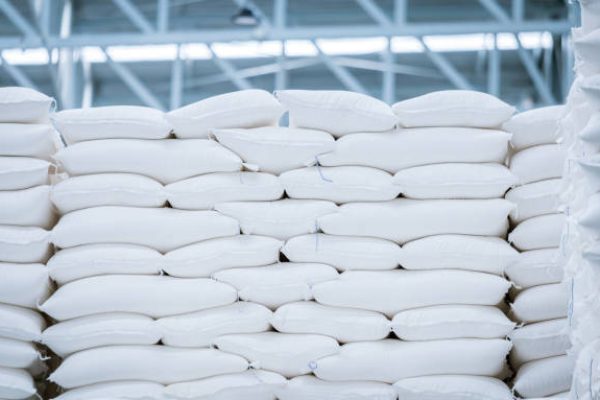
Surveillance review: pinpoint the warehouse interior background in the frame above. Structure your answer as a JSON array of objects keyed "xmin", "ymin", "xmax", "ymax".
[{"xmin": 0, "ymin": 0, "xmax": 578, "ymax": 111}]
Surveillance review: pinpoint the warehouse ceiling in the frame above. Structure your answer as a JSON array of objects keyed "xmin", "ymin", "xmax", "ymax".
[{"xmin": 0, "ymin": 0, "xmax": 576, "ymax": 110}]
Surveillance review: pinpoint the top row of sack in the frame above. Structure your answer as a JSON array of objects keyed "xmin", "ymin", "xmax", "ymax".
[{"xmin": 2, "ymin": 87, "xmax": 525, "ymax": 141}]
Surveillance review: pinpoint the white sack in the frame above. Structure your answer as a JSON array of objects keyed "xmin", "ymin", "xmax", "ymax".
[
  {"xmin": 0, "ymin": 367, "xmax": 35, "ymax": 400},
  {"xmin": 582, "ymin": 74, "xmax": 600, "ymax": 109},
  {"xmin": 509, "ymin": 144, "xmax": 566, "ymax": 185},
  {"xmin": 167, "ymin": 89, "xmax": 284, "ymax": 139},
  {"xmin": 513, "ymin": 355, "xmax": 574, "ymax": 398},
  {"xmin": 53, "ymin": 381, "xmax": 165, "ymax": 400},
  {"xmin": 505, "ymin": 179, "xmax": 562, "ymax": 223},
  {"xmin": 275, "ymin": 90, "xmax": 397, "ymax": 136},
  {"xmin": 313, "ymin": 270, "xmax": 510, "ymax": 316},
  {"xmin": 280, "ymin": 166, "xmax": 399, "ymax": 203},
  {"xmin": 398, "ymin": 234, "xmax": 518, "ymax": 275},
  {"xmin": 571, "ymin": 339, "xmax": 600, "ymax": 400},
  {"xmin": 509, "ymin": 318, "xmax": 570, "ymax": 366},
  {"xmin": 48, "ymin": 243, "xmax": 162, "ymax": 285},
  {"xmin": 166, "ymin": 172, "xmax": 283, "ymax": 210},
  {"xmin": 0, "ymin": 157, "xmax": 49, "ymax": 190},
  {"xmin": 49, "ymin": 345, "xmax": 248, "ymax": 389},
  {"xmin": 392, "ymin": 90, "xmax": 514, "ymax": 128},
  {"xmin": 508, "ymin": 213, "xmax": 565, "ymax": 251},
  {"xmin": 0, "ymin": 124, "xmax": 56, "ymax": 159},
  {"xmin": 215, "ymin": 199, "xmax": 336, "ymax": 240},
  {"xmin": 165, "ymin": 370, "xmax": 285, "ymax": 400},
  {"xmin": 51, "ymin": 174, "xmax": 166, "ymax": 214},
  {"xmin": 271, "ymin": 302, "xmax": 390, "ymax": 342},
  {"xmin": 0, "ymin": 87, "xmax": 52, "ymax": 123},
  {"xmin": 53, "ymin": 139, "xmax": 243, "ymax": 184},
  {"xmin": 511, "ymin": 283, "xmax": 569, "ymax": 323},
  {"xmin": 549, "ymin": 391, "xmax": 570, "ymax": 398},
  {"xmin": 40, "ymin": 275, "xmax": 237, "ymax": 321},
  {"xmin": 213, "ymin": 263, "xmax": 338, "ymax": 309},
  {"xmin": 578, "ymin": 156, "xmax": 600, "ymax": 193},
  {"xmin": 394, "ymin": 375, "xmax": 513, "ymax": 400},
  {"xmin": 163, "ymin": 235, "xmax": 281, "ymax": 278},
  {"xmin": 51, "ymin": 206, "xmax": 239, "ymax": 252},
  {"xmin": 42, "ymin": 313, "xmax": 162, "ymax": 357},
  {"xmin": 213, "ymin": 332, "xmax": 339, "ymax": 378},
  {"xmin": 580, "ymin": 0, "xmax": 600, "ymax": 33},
  {"xmin": 584, "ymin": 241, "xmax": 600, "ymax": 265},
  {"xmin": 0, "ymin": 186, "xmax": 54, "ymax": 229},
  {"xmin": 393, "ymin": 163, "xmax": 516, "ymax": 199},
  {"xmin": 0, "ymin": 226, "xmax": 51, "ymax": 263},
  {"xmin": 52, "ymin": 106, "xmax": 171, "ymax": 143},
  {"xmin": 391, "ymin": 305, "xmax": 515, "ymax": 340},
  {"xmin": 318, "ymin": 128, "xmax": 510, "ymax": 172},
  {"xmin": 277, "ymin": 376, "xmax": 396, "ymax": 400},
  {"xmin": 579, "ymin": 112, "xmax": 600, "ymax": 144},
  {"xmin": 282, "ymin": 234, "xmax": 399, "ymax": 271},
  {"xmin": 0, "ymin": 338, "xmax": 39, "ymax": 369},
  {"xmin": 503, "ymin": 105, "xmax": 563, "ymax": 150},
  {"xmin": 0, "ymin": 263, "xmax": 49, "ymax": 309},
  {"xmin": 212, "ymin": 127, "xmax": 335, "ymax": 174},
  {"xmin": 318, "ymin": 199, "xmax": 512, "ymax": 244},
  {"xmin": 505, "ymin": 248, "xmax": 564, "ymax": 289},
  {"xmin": 313, "ymin": 338, "xmax": 511, "ymax": 383},
  {"xmin": 0, "ymin": 304, "xmax": 44, "ymax": 342},
  {"xmin": 579, "ymin": 193, "xmax": 600, "ymax": 234},
  {"xmin": 575, "ymin": 29, "xmax": 600, "ymax": 77},
  {"xmin": 159, "ymin": 302, "xmax": 272, "ymax": 347}
]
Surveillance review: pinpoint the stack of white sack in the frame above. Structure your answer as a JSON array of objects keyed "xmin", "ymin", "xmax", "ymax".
[
  {"xmin": 38, "ymin": 89, "xmax": 526, "ymax": 400},
  {"xmin": 0, "ymin": 87, "xmax": 57, "ymax": 400},
  {"xmin": 502, "ymin": 106, "xmax": 573, "ymax": 399},
  {"xmin": 238, "ymin": 89, "xmax": 517, "ymax": 400},
  {"xmin": 205, "ymin": 90, "xmax": 398, "ymax": 399},
  {"xmin": 558, "ymin": 8, "xmax": 600, "ymax": 399},
  {"xmin": 43, "ymin": 90, "xmax": 299, "ymax": 399}
]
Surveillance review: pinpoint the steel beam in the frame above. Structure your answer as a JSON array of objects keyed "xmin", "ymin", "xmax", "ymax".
[
  {"xmin": 512, "ymin": 0, "xmax": 524, "ymax": 21},
  {"xmin": 543, "ymin": 45, "xmax": 552, "ymax": 85},
  {"xmin": 313, "ymin": 41, "xmax": 368, "ymax": 94},
  {"xmin": 58, "ymin": 0, "xmax": 76, "ymax": 109},
  {"xmin": 0, "ymin": 0, "xmax": 37, "ymax": 37},
  {"xmin": 394, "ymin": 0, "xmax": 407, "ymax": 25},
  {"xmin": 420, "ymin": 38, "xmax": 473, "ymax": 90},
  {"xmin": 487, "ymin": 34, "xmax": 500, "ymax": 96},
  {"xmin": 209, "ymin": 45, "xmax": 252, "ymax": 90},
  {"xmin": 104, "ymin": 50, "xmax": 165, "ymax": 110},
  {"xmin": 28, "ymin": 0, "xmax": 61, "ymax": 101},
  {"xmin": 479, "ymin": 0, "xmax": 556, "ymax": 104},
  {"xmin": 355, "ymin": 0, "xmax": 392, "ymax": 27},
  {"xmin": 274, "ymin": 0, "xmax": 287, "ymax": 90},
  {"xmin": 157, "ymin": 0, "xmax": 169, "ymax": 32},
  {"xmin": 185, "ymin": 58, "xmax": 322, "ymax": 89},
  {"xmin": 0, "ymin": 54, "xmax": 38, "ymax": 89},
  {"xmin": 81, "ymin": 59, "xmax": 93, "ymax": 108},
  {"xmin": 0, "ymin": 19, "xmax": 572, "ymax": 50},
  {"xmin": 112, "ymin": 0, "xmax": 155, "ymax": 34},
  {"xmin": 170, "ymin": 45, "xmax": 183, "ymax": 110},
  {"xmin": 332, "ymin": 56, "xmax": 440, "ymax": 78},
  {"xmin": 382, "ymin": 41, "xmax": 395, "ymax": 104}
]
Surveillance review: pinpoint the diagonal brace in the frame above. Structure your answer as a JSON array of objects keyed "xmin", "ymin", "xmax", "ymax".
[
  {"xmin": 313, "ymin": 40, "xmax": 368, "ymax": 94},
  {"xmin": 209, "ymin": 45, "xmax": 253, "ymax": 90},
  {"xmin": 112, "ymin": 0, "xmax": 155, "ymax": 33},
  {"xmin": 104, "ymin": 49, "xmax": 165, "ymax": 110},
  {"xmin": 478, "ymin": 0, "xmax": 555, "ymax": 104},
  {"xmin": 419, "ymin": 38, "xmax": 474, "ymax": 90}
]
